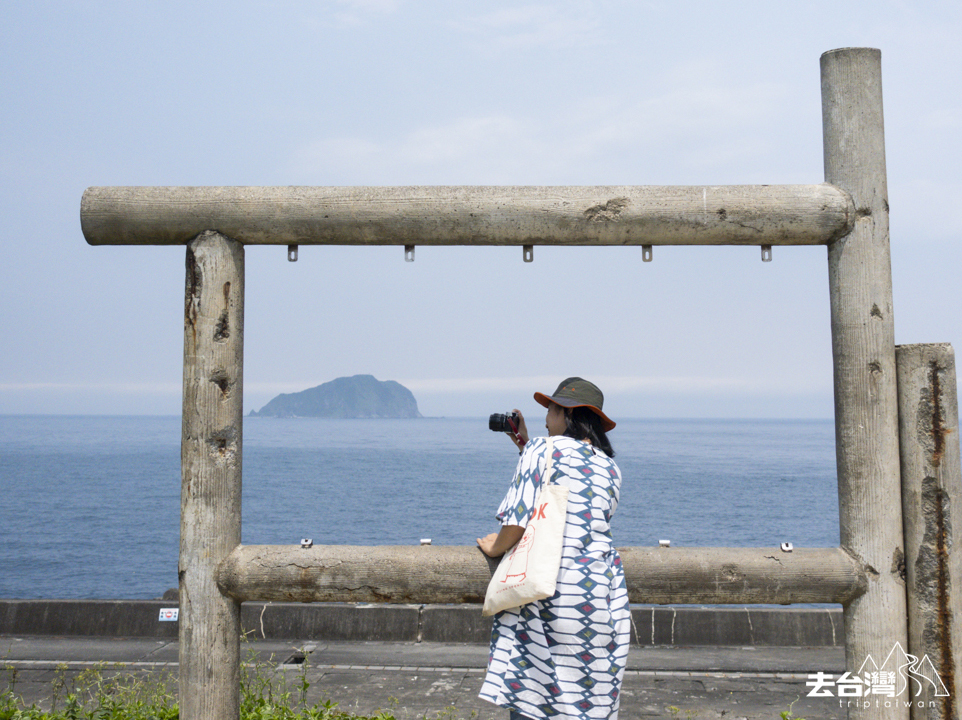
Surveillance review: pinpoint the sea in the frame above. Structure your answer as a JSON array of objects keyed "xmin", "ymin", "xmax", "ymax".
[{"xmin": 0, "ymin": 415, "xmax": 840, "ymax": 600}]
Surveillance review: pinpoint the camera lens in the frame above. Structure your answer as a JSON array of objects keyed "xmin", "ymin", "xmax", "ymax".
[{"xmin": 488, "ymin": 412, "xmax": 518, "ymax": 433}]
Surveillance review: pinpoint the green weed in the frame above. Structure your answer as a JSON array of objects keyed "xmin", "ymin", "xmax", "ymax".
[
  {"xmin": 780, "ymin": 695, "xmax": 807, "ymax": 720},
  {"xmin": 0, "ymin": 651, "xmax": 397, "ymax": 720}
]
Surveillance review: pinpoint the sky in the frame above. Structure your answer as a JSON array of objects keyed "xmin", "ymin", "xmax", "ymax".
[{"xmin": 1, "ymin": 1, "xmax": 960, "ymax": 421}]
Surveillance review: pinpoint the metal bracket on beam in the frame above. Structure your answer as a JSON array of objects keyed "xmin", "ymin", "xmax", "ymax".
[
  {"xmin": 287, "ymin": 245, "xmax": 298, "ymax": 262},
  {"xmin": 405, "ymin": 245, "xmax": 415, "ymax": 262},
  {"xmin": 523, "ymin": 245, "xmax": 534, "ymax": 262},
  {"xmin": 642, "ymin": 245, "xmax": 653, "ymax": 262},
  {"xmin": 761, "ymin": 245, "xmax": 772, "ymax": 262}
]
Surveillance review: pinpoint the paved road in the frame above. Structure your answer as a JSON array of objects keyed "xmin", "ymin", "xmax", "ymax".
[{"xmin": 1, "ymin": 637, "xmax": 848, "ymax": 719}]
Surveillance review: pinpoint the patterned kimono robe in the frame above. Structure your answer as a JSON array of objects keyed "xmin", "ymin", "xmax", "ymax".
[{"xmin": 479, "ymin": 436, "xmax": 630, "ymax": 720}]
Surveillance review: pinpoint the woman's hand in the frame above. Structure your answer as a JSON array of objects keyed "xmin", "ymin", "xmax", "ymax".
[
  {"xmin": 476, "ymin": 533, "xmax": 501, "ymax": 557},
  {"xmin": 504, "ymin": 409, "xmax": 529, "ymax": 451},
  {"xmin": 477, "ymin": 525, "xmax": 526, "ymax": 557}
]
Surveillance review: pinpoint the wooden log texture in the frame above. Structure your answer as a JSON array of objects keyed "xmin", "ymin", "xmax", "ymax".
[
  {"xmin": 217, "ymin": 545, "xmax": 867, "ymax": 606},
  {"xmin": 897, "ymin": 343, "xmax": 962, "ymax": 719},
  {"xmin": 822, "ymin": 47, "xmax": 907, "ymax": 720},
  {"xmin": 81, "ymin": 184, "xmax": 853, "ymax": 247},
  {"xmin": 180, "ymin": 231, "xmax": 244, "ymax": 720}
]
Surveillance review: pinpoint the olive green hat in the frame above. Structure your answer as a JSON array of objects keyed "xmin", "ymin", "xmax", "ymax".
[{"xmin": 533, "ymin": 377, "xmax": 616, "ymax": 431}]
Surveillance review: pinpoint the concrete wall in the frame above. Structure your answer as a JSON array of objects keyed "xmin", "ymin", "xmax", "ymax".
[{"xmin": 0, "ymin": 600, "xmax": 842, "ymax": 647}]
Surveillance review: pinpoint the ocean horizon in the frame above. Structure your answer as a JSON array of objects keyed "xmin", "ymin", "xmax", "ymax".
[{"xmin": 0, "ymin": 414, "xmax": 840, "ymax": 600}]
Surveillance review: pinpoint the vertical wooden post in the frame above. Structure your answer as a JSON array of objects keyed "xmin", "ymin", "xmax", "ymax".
[
  {"xmin": 822, "ymin": 48, "xmax": 908, "ymax": 719},
  {"xmin": 180, "ymin": 231, "xmax": 244, "ymax": 720},
  {"xmin": 898, "ymin": 343, "xmax": 962, "ymax": 719}
]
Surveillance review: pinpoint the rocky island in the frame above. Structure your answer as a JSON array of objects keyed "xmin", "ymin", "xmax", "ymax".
[{"xmin": 250, "ymin": 374, "xmax": 422, "ymax": 419}]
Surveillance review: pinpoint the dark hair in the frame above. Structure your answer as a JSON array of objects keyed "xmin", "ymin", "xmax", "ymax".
[{"xmin": 563, "ymin": 406, "xmax": 615, "ymax": 458}]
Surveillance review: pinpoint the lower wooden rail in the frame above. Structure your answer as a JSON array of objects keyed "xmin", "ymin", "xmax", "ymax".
[{"xmin": 217, "ymin": 545, "xmax": 867, "ymax": 606}]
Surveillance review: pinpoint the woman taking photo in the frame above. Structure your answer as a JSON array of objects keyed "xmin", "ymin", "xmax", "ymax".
[{"xmin": 477, "ymin": 377, "xmax": 630, "ymax": 720}]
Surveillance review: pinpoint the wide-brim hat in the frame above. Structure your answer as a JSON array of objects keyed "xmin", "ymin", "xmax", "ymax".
[{"xmin": 534, "ymin": 377, "xmax": 616, "ymax": 432}]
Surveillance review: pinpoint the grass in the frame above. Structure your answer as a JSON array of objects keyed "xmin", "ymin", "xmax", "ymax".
[
  {"xmin": 2, "ymin": 661, "xmax": 178, "ymax": 720},
  {"xmin": 779, "ymin": 696, "xmax": 808, "ymax": 720},
  {"xmin": 0, "ymin": 646, "xmax": 402, "ymax": 720}
]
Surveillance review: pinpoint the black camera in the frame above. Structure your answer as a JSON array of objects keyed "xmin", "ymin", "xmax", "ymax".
[{"xmin": 489, "ymin": 412, "xmax": 520, "ymax": 432}]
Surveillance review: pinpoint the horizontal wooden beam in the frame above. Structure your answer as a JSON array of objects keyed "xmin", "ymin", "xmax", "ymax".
[
  {"xmin": 82, "ymin": 185, "xmax": 853, "ymax": 248},
  {"xmin": 217, "ymin": 544, "xmax": 867, "ymax": 606}
]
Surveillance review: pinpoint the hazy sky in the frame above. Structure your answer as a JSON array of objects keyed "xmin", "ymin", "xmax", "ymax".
[{"xmin": 2, "ymin": 1, "xmax": 960, "ymax": 421}]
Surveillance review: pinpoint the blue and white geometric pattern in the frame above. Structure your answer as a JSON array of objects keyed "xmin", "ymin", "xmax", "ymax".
[{"xmin": 479, "ymin": 436, "xmax": 630, "ymax": 720}]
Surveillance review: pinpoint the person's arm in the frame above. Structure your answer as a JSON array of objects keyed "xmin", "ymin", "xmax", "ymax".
[{"xmin": 476, "ymin": 525, "xmax": 525, "ymax": 557}]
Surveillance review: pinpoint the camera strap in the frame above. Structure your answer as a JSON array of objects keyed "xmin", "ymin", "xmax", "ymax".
[{"xmin": 506, "ymin": 417, "xmax": 527, "ymax": 454}]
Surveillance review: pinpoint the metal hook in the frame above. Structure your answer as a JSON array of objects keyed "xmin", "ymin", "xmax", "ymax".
[
  {"xmin": 287, "ymin": 245, "xmax": 298, "ymax": 262},
  {"xmin": 404, "ymin": 245, "xmax": 415, "ymax": 262},
  {"xmin": 761, "ymin": 245, "xmax": 772, "ymax": 262},
  {"xmin": 642, "ymin": 245, "xmax": 653, "ymax": 262},
  {"xmin": 523, "ymin": 245, "xmax": 534, "ymax": 263}
]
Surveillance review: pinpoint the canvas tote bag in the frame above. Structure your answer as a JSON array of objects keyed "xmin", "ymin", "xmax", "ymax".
[{"xmin": 482, "ymin": 438, "xmax": 570, "ymax": 616}]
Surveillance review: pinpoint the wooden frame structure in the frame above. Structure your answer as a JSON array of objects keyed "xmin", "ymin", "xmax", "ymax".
[{"xmin": 82, "ymin": 49, "xmax": 961, "ymax": 720}]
